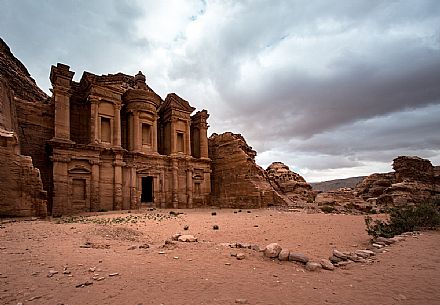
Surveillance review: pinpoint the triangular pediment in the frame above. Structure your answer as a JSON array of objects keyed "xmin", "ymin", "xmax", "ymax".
[{"xmin": 161, "ymin": 93, "xmax": 195, "ymax": 113}]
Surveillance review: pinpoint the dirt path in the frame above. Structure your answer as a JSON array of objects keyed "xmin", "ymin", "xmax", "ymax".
[{"xmin": 1, "ymin": 209, "xmax": 439, "ymax": 305}]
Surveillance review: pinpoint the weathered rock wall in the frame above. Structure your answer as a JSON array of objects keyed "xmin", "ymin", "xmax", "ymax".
[
  {"xmin": 0, "ymin": 77, "xmax": 47, "ymax": 217},
  {"xmin": 354, "ymin": 156, "xmax": 440, "ymax": 207},
  {"xmin": 15, "ymin": 99, "xmax": 54, "ymax": 205},
  {"xmin": 209, "ymin": 132, "xmax": 285, "ymax": 208},
  {"xmin": 266, "ymin": 162, "xmax": 316, "ymax": 206}
]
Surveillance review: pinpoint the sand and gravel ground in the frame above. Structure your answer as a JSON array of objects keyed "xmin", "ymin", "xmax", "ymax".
[{"xmin": 1, "ymin": 208, "xmax": 439, "ymax": 305}]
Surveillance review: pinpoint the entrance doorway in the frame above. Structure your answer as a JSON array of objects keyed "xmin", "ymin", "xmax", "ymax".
[{"xmin": 141, "ymin": 176, "xmax": 154, "ymax": 203}]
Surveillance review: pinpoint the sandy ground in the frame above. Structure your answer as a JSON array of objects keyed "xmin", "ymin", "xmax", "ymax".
[{"xmin": 1, "ymin": 208, "xmax": 439, "ymax": 305}]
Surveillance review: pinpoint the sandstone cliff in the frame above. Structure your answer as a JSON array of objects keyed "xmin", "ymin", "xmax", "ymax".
[
  {"xmin": 354, "ymin": 156, "xmax": 440, "ymax": 207},
  {"xmin": 0, "ymin": 38, "xmax": 54, "ymax": 213},
  {"xmin": 0, "ymin": 77, "xmax": 47, "ymax": 217},
  {"xmin": 208, "ymin": 132, "xmax": 285, "ymax": 208},
  {"xmin": 265, "ymin": 162, "xmax": 315, "ymax": 206}
]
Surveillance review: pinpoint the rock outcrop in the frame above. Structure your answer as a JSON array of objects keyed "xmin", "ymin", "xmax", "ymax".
[
  {"xmin": 314, "ymin": 187, "xmax": 373, "ymax": 213},
  {"xmin": 265, "ymin": 162, "xmax": 315, "ymax": 206},
  {"xmin": 0, "ymin": 77, "xmax": 47, "ymax": 217},
  {"xmin": 354, "ymin": 156, "xmax": 440, "ymax": 207},
  {"xmin": 209, "ymin": 132, "xmax": 285, "ymax": 208}
]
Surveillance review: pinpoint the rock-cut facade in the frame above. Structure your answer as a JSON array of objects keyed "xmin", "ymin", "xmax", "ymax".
[{"xmin": 49, "ymin": 63, "xmax": 211, "ymax": 216}]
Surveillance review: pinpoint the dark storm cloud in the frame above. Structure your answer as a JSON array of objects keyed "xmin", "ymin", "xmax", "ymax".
[
  {"xmin": 0, "ymin": 0, "xmax": 149, "ymax": 90},
  {"xmin": 1, "ymin": 0, "xmax": 439, "ymax": 180}
]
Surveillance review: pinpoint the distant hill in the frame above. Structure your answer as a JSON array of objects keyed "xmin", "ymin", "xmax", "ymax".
[{"xmin": 310, "ymin": 176, "xmax": 366, "ymax": 192}]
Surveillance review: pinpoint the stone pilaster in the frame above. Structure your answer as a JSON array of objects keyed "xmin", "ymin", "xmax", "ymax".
[
  {"xmin": 50, "ymin": 63, "xmax": 75, "ymax": 142},
  {"xmin": 51, "ymin": 155, "xmax": 71, "ymax": 216},
  {"xmin": 113, "ymin": 104, "xmax": 122, "ymax": 147},
  {"xmin": 113, "ymin": 156, "xmax": 124, "ymax": 210},
  {"xmin": 172, "ymin": 158, "xmax": 178, "ymax": 208},
  {"xmin": 90, "ymin": 160, "xmax": 100, "ymax": 211},
  {"xmin": 186, "ymin": 167, "xmax": 193, "ymax": 208}
]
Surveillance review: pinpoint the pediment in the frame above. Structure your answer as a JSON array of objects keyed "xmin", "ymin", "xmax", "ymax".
[{"xmin": 161, "ymin": 93, "xmax": 195, "ymax": 113}]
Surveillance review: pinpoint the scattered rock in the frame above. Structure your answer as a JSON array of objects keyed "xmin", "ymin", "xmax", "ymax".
[
  {"xmin": 288, "ymin": 253, "xmax": 309, "ymax": 264},
  {"xmin": 75, "ymin": 281, "xmax": 93, "ymax": 288},
  {"xmin": 329, "ymin": 255, "xmax": 343, "ymax": 264},
  {"xmin": 320, "ymin": 259, "xmax": 335, "ymax": 271},
  {"xmin": 47, "ymin": 270, "xmax": 58, "ymax": 277},
  {"xmin": 264, "ymin": 243, "xmax": 282, "ymax": 258},
  {"xmin": 109, "ymin": 273, "xmax": 119, "ymax": 277},
  {"xmin": 171, "ymin": 233, "xmax": 181, "ymax": 241},
  {"xmin": 178, "ymin": 235, "xmax": 197, "ymax": 242},
  {"xmin": 236, "ymin": 253, "xmax": 245, "ymax": 260},
  {"xmin": 332, "ymin": 249, "xmax": 348, "ymax": 260},
  {"xmin": 372, "ymin": 243, "xmax": 384, "ymax": 249},
  {"xmin": 305, "ymin": 262, "xmax": 322, "ymax": 271},
  {"xmin": 127, "ymin": 245, "xmax": 137, "ymax": 250},
  {"xmin": 235, "ymin": 299, "xmax": 248, "ymax": 304},
  {"xmin": 211, "ymin": 212, "xmax": 217, "ymax": 216},
  {"xmin": 278, "ymin": 249, "xmax": 290, "ymax": 261},
  {"xmin": 183, "ymin": 225, "xmax": 189, "ymax": 231},
  {"xmin": 354, "ymin": 249, "xmax": 375, "ymax": 258},
  {"xmin": 213, "ymin": 225, "xmax": 219, "ymax": 230},
  {"xmin": 139, "ymin": 244, "xmax": 150, "ymax": 249},
  {"xmin": 375, "ymin": 237, "xmax": 394, "ymax": 245}
]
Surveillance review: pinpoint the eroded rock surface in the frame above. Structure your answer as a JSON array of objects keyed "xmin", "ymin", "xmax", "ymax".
[
  {"xmin": 209, "ymin": 132, "xmax": 285, "ymax": 208},
  {"xmin": 265, "ymin": 162, "xmax": 315, "ymax": 206}
]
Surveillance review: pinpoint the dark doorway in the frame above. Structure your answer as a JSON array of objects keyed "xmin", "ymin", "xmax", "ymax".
[{"xmin": 141, "ymin": 176, "xmax": 154, "ymax": 203}]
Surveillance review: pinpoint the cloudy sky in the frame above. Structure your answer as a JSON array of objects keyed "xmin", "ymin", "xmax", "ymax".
[{"xmin": 1, "ymin": 0, "xmax": 439, "ymax": 182}]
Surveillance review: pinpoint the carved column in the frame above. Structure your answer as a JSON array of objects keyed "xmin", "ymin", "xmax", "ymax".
[
  {"xmin": 152, "ymin": 115, "xmax": 158, "ymax": 152},
  {"xmin": 50, "ymin": 63, "xmax": 74, "ymax": 142},
  {"xmin": 172, "ymin": 158, "xmax": 178, "ymax": 208},
  {"xmin": 185, "ymin": 120, "xmax": 191, "ymax": 156},
  {"xmin": 130, "ymin": 166, "xmax": 138, "ymax": 209},
  {"xmin": 51, "ymin": 155, "xmax": 70, "ymax": 216},
  {"xmin": 200, "ymin": 121, "xmax": 209, "ymax": 158},
  {"xmin": 90, "ymin": 99, "xmax": 100, "ymax": 144},
  {"xmin": 170, "ymin": 119, "xmax": 176, "ymax": 154},
  {"xmin": 186, "ymin": 167, "xmax": 193, "ymax": 208},
  {"xmin": 113, "ymin": 104, "xmax": 122, "ymax": 147},
  {"xmin": 113, "ymin": 156, "xmax": 124, "ymax": 210},
  {"xmin": 133, "ymin": 111, "xmax": 140, "ymax": 152},
  {"xmin": 90, "ymin": 160, "xmax": 100, "ymax": 211}
]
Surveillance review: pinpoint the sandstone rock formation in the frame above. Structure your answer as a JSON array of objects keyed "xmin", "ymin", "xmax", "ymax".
[
  {"xmin": 209, "ymin": 132, "xmax": 285, "ymax": 208},
  {"xmin": 265, "ymin": 162, "xmax": 315, "ymax": 206},
  {"xmin": 354, "ymin": 156, "xmax": 440, "ymax": 207},
  {"xmin": 0, "ymin": 77, "xmax": 47, "ymax": 217},
  {"xmin": 314, "ymin": 187, "xmax": 373, "ymax": 213}
]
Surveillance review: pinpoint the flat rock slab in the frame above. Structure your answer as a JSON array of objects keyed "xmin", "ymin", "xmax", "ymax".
[
  {"xmin": 178, "ymin": 235, "xmax": 197, "ymax": 242},
  {"xmin": 289, "ymin": 253, "xmax": 309, "ymax": 264}
]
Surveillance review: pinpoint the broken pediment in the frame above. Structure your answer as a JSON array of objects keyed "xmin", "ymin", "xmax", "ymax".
[{"xmin": 161, "ymin": 93, "xmax": 196, "ymax": 114}]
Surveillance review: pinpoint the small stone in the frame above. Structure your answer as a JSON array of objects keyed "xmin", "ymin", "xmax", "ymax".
[
  {"xmin": 278, "ymin": 249, "xmax": 290, "ymax": 261},
  {"xmin": 47, "ymin": 270, "xmax": 58, "ymax": 277},
  {"xmin": 108, "ymin": 273, "xmax": 119, "ymax": 277},
  {"xmin": 235, "ymin": 299, "xmax": 248, "ymax": 304},
  {"xmin": 354, "ymin": 249, "xmax": 375, "ymax": 258},
  {"xmin": 236, "ymin": 253, "xmax": 245, "ymax": 260},
  {"xmin": 332, "ymin": 249, "xmax": 348, "ymax": 260},
  {"xmin": 334, "ymin": 261, "xmax": 352, "ymax": 267},
  {"xmin": 251, "ymin": 244, "xmax": 260, "ymax": 251},
  {"xmin": 347, "ymin": 254, "xmax": 363, "ymax": 262},
  {"xmin": 178, "ymin": 235, "xmax": 197, "ymax": 242},
  {"xmin": 213, "ymin": 225, "xmax": 219, "ymax": 230},
  {"xmin": 288, "ymin": 253, "xmax": 309, "ymax": 264},
  {"xmin": 183, "ymin": 225, "xmax": 189, "ymax": 231},
  {"xmin": 264, "ymin": 243, "xmax": 282, "ymax": 258},
  {"xmin": 173, "ymin": 256, "xmax": 179, "ymax": 260},
  {"xmin": 158, "ymin": 251, "xmax": 165, "ymax": 254},
  {"xmin": 329, "ymin": 255, "xmax": 343, "ymax": 264},
  {"xmin": 211, "ymin": 212, "xmax": 217, "ymax": 216},
  {"xmin": 139, "ymin": 244, "xmax": 150, "ymax": 249},
  {"xmin": 372, "ymin": 243, "xmax": 384, "ymax": 249},
  {"xmin": 320, "ymin": 259, "xmax": 335, "ymax": 271},
  {"xmin": 89, "ymin": 267, "xmax": 96, "ymax": 272},
  {"xmin": 225, "ymin": 262, "xmax": 231, "ymax": 266},
  {"xmin": 171, "ymin": 233, "xmax": 181, "ymax": 241},
  {"xmin": 305, "ymin": 262, "xmax": 322, "ymax": 271},
  {"xmin": 127, "ymin": 245, "xmax": 137, "ymax": 250},
  {"xmin": 375, "ymin": 236, "xmax": 394, "ymax": 245},
  {"xmin": 75, "ymin": 281, "xmax": 93, "ymax": 288}
]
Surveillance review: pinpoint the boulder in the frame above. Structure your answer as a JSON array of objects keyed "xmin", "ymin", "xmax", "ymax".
[
  {"xmin": 288, "ymin": 253, "xmax": 309, "ymax": 264},
  {"xmin": 278, "ymin": 249, "xmax": 290, "ymax": 261},
  {"xmin": 177, "ymin": 235, "xmax": 197, "ymax": 242},
  {"xmin": 264, "ymin": 243, "xmax": 282, "ymax": 258}
]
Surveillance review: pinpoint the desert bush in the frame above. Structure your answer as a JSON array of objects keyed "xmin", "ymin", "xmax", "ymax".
[
  {"xmin": 321, "ymin": 205, "xmax": 336, "ymax": 214},
  {"xmin": 365, "ymin": 202, "xmax": 440, "ymax": 238}
]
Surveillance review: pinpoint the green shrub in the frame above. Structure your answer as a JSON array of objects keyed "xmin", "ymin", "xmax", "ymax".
[
  {"xmin": 321, "ymin": 205, "xmax": 336, "ymax": 214},
  {"xmin": 365, "ymin": 202, "xmax": 440, "ymax": 238}
]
